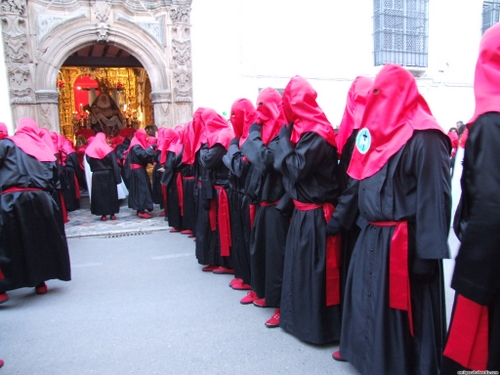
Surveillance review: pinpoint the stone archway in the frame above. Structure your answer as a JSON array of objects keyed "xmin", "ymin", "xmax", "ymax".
[{"xmin": 1, "ymin": 0, "xmax": 193, "ymax": 131}]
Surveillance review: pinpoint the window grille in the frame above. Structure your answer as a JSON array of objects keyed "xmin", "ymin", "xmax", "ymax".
[
  {"xmin": 373, "ymin": 0, "xmax": 429, "ymax": 68},
  {"xmin": 482, "ymin": 1, "xmax": 500, "ymax": 34}
]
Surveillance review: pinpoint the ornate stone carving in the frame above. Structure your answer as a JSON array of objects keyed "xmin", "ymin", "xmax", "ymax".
[
  {"xmin": 8, "ymin": 63, "xmax": 32, "ymax": 102},
  {"xmin": 1, "ymin": 16, "xmax": 28, "ymax": 63},
  {"xmin": 36, "ymin": 14, "xmax": 85, "ymax": 42},
  {"xmin": 96, "ymin": 23, "xmax": 110, "ymax": 43},
  {"xmin": 1, "ymin": 0, "xmax": 26, "ymax": 15},
  {"xmin": 169, "ymin": 6, "xmax": 190, "ymax": 23},
  {"xmin": 136, "ymin": 21, "xmax": 163, "ymax": 46},
  {"xmin": 172, "ymin": 39, "xmax": 190, "ymax": 68},
  {"xmin": 93, "ymin": 1, "xmax": 111, "ymax": 23},
  {"xmin": 172, "ymin": 68, "xmax": 191, "ymax": 102},
  {"xmin": 38, "ymin": 103, "xmax": 53, "ymax": 128}
]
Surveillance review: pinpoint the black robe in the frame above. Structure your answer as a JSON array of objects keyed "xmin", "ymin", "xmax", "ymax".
[
  {"xmin": 162, "ymin": 151, "xmax": 183, "ymax": 230},
  {"xmin": 273, "ymin": 132, "xmax": 341, "ymax": 344},
  {"xmin": 442, "ymin": 112, "xmax": 500, "ymax": 373},
  {"xmin": 86, "ymin": 152, "xmax": 121, "ymax": 216},
  {"xmin": 127, "ymin": 145, "xmax": 154, "ymax": 212},
  {"xmin": 241, "ymin": 132, "xmax": 289, "ymax": 306},
  {"xmin": 152, "ymin": 150, "xmax": 164, "ymax": 207},
  {"xmin": 195, "ymin": 144, "xmax": 231, "ymax": 268},
  {"xmin": 180, "ymin": 162, "xmax": 197, "ymax": 233},
  {"xmin": 223, "ymin": 140, "xmax": 252, "ymax": 285},
  {"xmin": 0, "ymin": 140, "xmax": 71, "ymax": 292},
  {"xmin": 338, "ymin": 130, "xmax": 451, "ymax": 375},
  {"xmin": 62, "ymin": 152, "xmax": 81, "ymax": 211}
]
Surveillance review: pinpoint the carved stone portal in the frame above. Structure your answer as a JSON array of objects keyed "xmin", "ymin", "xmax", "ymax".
[{"xmin": 0, "ymin": 0, "xmax": 193, "ymax": 134}]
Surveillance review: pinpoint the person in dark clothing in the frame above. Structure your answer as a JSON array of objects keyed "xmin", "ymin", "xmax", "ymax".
[
  {"xmin": 240, "ymin": 88, "xmax": 290, "ymax": 328},
  {"xmin": 442, "ymin": 22, "xmax": 500, "ymax": 374},
  {"xmin": 58, "ymin": 134, "xmax": 81, "ymax": 212},
  {"xmin": 222, "ymin": 98, "xmax": 256, "ymax": 291},
  {"xmin": 192, "ymin": 108, "xmax": 234, "ymax": 273},
  {"xmin": 115, "ymin": 137, "xmax": 131, "ymax": 188},
  {"xmin": 178, "ymin": 123, "xmax": 197, "ymax": 237},
  {"xmin": 331, "ymin": 64, "xmax": 451, "ymax": 375},
  {"xmin": 161, "ymin": 128, "xmax": 184, "ymax": 232},
  {"xmin": 153, "ymin": 128, "xmax": 168, "ymax": 216},
  {"xmin": 328, "ymin": 76, "xmax": 372, "ymax": 317},
  {"xmin": 273, "ymin": 76, "xmax": 342, "ymax": 344},
  {"xmin": 85, "ymin": 132, "xmax": 121, "ymax": 221},
  {"xmin": 126, "ymin": 129, "xmax": 156, "ymax": 218},
  {"xmin": 0, "ymin": 118, "xmax": 71, "ymax": 304}
]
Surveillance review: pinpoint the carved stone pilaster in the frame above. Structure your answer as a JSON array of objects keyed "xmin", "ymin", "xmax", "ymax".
[
  {"xmin": 170, "ymin": 6, "xmax": 192, "ymax": 104},
  {"xmin": 92, "ymin": 1, "xmax": 111, "ymax": 43},
  {"xmin": 151, "ymin": 90, "xmax": 172, "ymax": 127},
  {"xmin": 169, "ymin": 6, "xmax": 190, "ymax": 24},
  {"xmin": 36, "ymin": 90, "xmax": 59, "ymax": 131}
]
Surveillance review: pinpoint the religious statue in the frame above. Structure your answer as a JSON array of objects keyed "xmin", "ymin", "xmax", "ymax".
[{"xmin": 89, "ymin": 93, "xmax": 124, "ymax": 135}]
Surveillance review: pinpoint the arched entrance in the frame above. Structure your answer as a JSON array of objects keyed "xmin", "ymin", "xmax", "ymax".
[{"xmin": 1, "ymin": 1, "xmax": 193, "ymax": 132}]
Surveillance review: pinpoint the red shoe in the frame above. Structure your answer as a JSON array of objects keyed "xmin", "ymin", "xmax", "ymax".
[
  {"xmin": 332, "ymin": 350, "xmax": 347, "ymax": 362},
  {"xmin": 240, "ymin": 290, "xmax": 259, "ymax": 305},
  {"xmin": 0, "ymin": 292, "xmax": 9, "ymax": 305},
  {"xmin": 0, "ymin": 359, "xmax": 3, "ymax": 368},
  {"xmin": 201, "ymin": 265, "xmax": 218, "ymax": 272},
  {"xmin": 110, "ymin": 215, "xmax": 116, "ymax": 220},
  {"xmin": 253, "ymin": 298, "xmax": 267, "ymax": 308},
  {"xmin": 138, "ymin": 212, "xmax": 152, "ymax": 219},
  {"xmin": 170, "ymin": 228, "xmax": 181, "ymax": 233},
  {"xmin": 35, "ymin": 282, "xmax": 48, "ymax": 295},
  {"xmin": 213, "ymin": 267, "xmax": 234, "ymax": 275},
  {"xmin": 159, "ymin": 211, "xmax": 166, "ymax": 217},
  {"xmin": 100, "ymin": 216, "xmax": 107, "ymax": 221},
  {"xmin": 180, "ymin": 229, "xmax": 192, "ymax": 235},
  {"xmin": 232, "ymin": 282, "xmax": 251, "ymax": 290},
  {"xmin": 265, "ymin": 309, "xmax": 280, "ymax": 328},
  {"xmin": 228, "ymin": 278, "xmax": 243, "ymax": 287}
]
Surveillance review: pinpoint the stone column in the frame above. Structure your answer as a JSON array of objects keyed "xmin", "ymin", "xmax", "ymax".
[{"xmin": 151, "ymin": 90, "xmax": 172, "ymax": 128}]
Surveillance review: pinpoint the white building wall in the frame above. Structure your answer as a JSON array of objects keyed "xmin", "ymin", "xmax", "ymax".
[{"xmin": 191, "ymin": 0, "xmax": 484, "ymax": 129}]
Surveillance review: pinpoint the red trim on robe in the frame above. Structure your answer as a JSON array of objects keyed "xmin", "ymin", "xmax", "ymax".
[
  {"xmin": 443, "ymin": 295, "xmax": 489, "ymax": 370},
  {"xmin": 130, "ymin": 163, "xmax": 144, "ymax": 170},
  {"xmin": 59, "ymin": 190, "xmax": 69, "ymax": 223},
  {"xmin": 214, "ymin": 185, "xmax": 232, "ymax": 257},
  {"xmin": 370, "ymin": 220, "xmax": 413, "ymax": 336},
  {"xmin": 293, "ymin": 200, "xmax": 342, "ymax": 306},
  {"xmin": 249, "ymin": 204, "xmax": 256, "ymax": 229},
  {"xmin": 2, "ymin": 187, "xmax": 43, "ymax": 194},
  {"xmin": 176, "ymin": 173, "xmax": 184, "ymax": 216}
]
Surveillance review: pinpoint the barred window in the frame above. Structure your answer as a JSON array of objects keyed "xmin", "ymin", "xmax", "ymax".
[
  {"xmin": 482, "ymin": 1, "xmax": 500, "ymax": 34},
  {"xmin": 373, "ymin": 0, "xmax": 429, "ymax": 68}
]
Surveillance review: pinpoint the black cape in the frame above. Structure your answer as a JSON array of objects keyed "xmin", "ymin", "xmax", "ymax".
[{"xmin": 86, "ymin": 152, "xmax": 121, "ymax": 216}]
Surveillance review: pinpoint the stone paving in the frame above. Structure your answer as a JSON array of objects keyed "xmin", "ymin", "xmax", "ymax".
[{"xmin": 64, "ymin": 196, "xmax": 170, "ymax": 238}]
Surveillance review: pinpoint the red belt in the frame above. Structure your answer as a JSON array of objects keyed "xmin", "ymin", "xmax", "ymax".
[
  {"xmin": 210, "ymin": 185, "xmax": 232, "ymax": 257},
  {"xmin": 259, "ymin": 200, "xmax": 278, "ymax": 207},
  {"xmin": 130, "ymin": 163, "xmax": 143, "ymax": 170},
  {"xmin": 293, "ymin": 200, "xmax": 341, "ymax": 307},
  {"xmin": 176, "ymin": 173, "xmax": 184, "ymax": 216},
  {"xmin": 182, "ymin": 176, "xmax": 195, "ymax": 180},
  {"xmin": 2, "ymin": 187, "xmax": 43, "ymax": 194},
  {"xmin": 249, "ymin": 204, "xmax": 256, "ymax": 229},
  {"xmin": 370, "ymin": 220, "xmax": 413, "ymax": 336},
  {"xmin": 443, "ymin": 294, "xmax": 489, "ymax": 370}
]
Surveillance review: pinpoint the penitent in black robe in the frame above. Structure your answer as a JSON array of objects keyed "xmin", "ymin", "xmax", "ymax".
[
  {"xmin": 152, "ymin": 150, "xmax": 164, "ymax": 207},
  {"xmin": 442, "ymin": 113, "xmax": 500, "ymax": 374},
  {"xmin": 195, "ymin": 144, "xmax": 231, "ymax": 268},
  {"xmin": 0, "ymin": 140, "xmax": 71, "ymax": 292},
  {"xmin": 162, "ymin": 150, "xmax": 183, "ymax": 230},
  {"xmin": 127, "ymin": 145, "xmax": 154, "ymax": 212},
  {"xmin": 241, "ymin": 132, "xmax": 289, "ymax": 306},
  {"xmin": 180, "ymin": 162, "xmax": 197, "ymax": 234},
  {"xmin": 273, "ymin": 132, "xmax": 341, "ymax": 345},
  {"xmin": 62, "ymin": 152, "xmax": 81, "ymax": 211},
  {"xmin": 223, "ymin": 141, "xmax": 252, "ymax": 285},
  {"xmin": 339, "ymin": 130, "xmax": 451, "ymax": 375},
  {"xmin": 86, "ymin": 152, "xmax": 121, "ymax": 216}
]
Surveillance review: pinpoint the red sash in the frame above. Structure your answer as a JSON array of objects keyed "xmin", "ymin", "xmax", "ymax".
[
  {"xmin": 130, "ymin": 163, "xmax": 143, "ymax": 170},
  {"xmin": 293, "ymin": 200, "xmax": 342, "ymax": 306},
  {"xmin": 370, "ymin": 220, "xmax": 413, "ymax": 336},
  {"xmin": 74, "ymin": 174, "xmax": 81, "ymax": 199},
  {"xmin": 176, "ymin": 173, "xmax": 184, "ymax": 216},
  {"xmin": 259, "ymin": 200, "xmax": 279, "ymax": 207},
  {"xmin": 214, "ymin": 185, "xmax": 232, "ymax": 257},
  {"xmin": 2, "ymin": 187, "xmax": 43, "ymax": 194},
  {"xmin": 443, "ymin": 295, "xmax": 489, "ymax": 370},
  {"xmin": 162, "ymin": 184, "xmax": 167, "ymax": 213},
  {"xmin": 249, "ymin": 204, "xmax": 256, "ymax": 228}
]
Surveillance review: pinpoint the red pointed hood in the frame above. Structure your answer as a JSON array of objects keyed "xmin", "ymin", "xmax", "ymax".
[
  {"xmin": 182, "ymin": 109, "xmax": 208, "ymax": 165},
  {"xmin": 347, "ymin": 64, "xmax": 445, "ymax": 180},
  {"xmin": 336, "ymin": 76, "xmax": 373, "ymax": 156},
  {"xmin": 468, "ymin": 22, "xmax": 500, "ymax": 126},
  {"xmin": 230, "ymin": 98, "xmax": 257, "ymax": 147},
  {"xmin": 256, "ymin": 88, "xmax": 286, "ymax": 146},
  {"xmin": 202, "ymin": 108, "xmax": 234, "ymax": 150},
  {"xmin": 85, "ymin": 132, "xmax": 114, "ymax": 159},
  {"xmin": 10, "ymin": 118, "xmax": 56, "ymax": 162},
  {"xmin": 282, "ymin": 76, "xmax": 337, "ymax": 147}
]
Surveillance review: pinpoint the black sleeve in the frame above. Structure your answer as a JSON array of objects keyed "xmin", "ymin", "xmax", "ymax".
[
  {"xmin": 241, "ymin": 130, "xmax": 274, "ymax": 173},
  {"xmin": 201, "ymin": 144, "xmax": 226, "ymax": 170},
  {"xmin": 411, "ymin": 130, "xmax": 452, "ymax": 260},
  {"xmin": 223, "ymin": 143, "xmax": 250, "ymax": 178},
  {"xmin": 110, "ymin": 152, "xmax": 121, "ymax": 184},
  {"xmin": 332, "ymin": 177, "xmax": 360, "ymax": 229},
  {"xmin": 273, "ymin": 132, "xmax": 331, "ymax": 183},
  {"xmin": 452, "ymin": 114, "xmax": 500, "ymax": 305}
]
